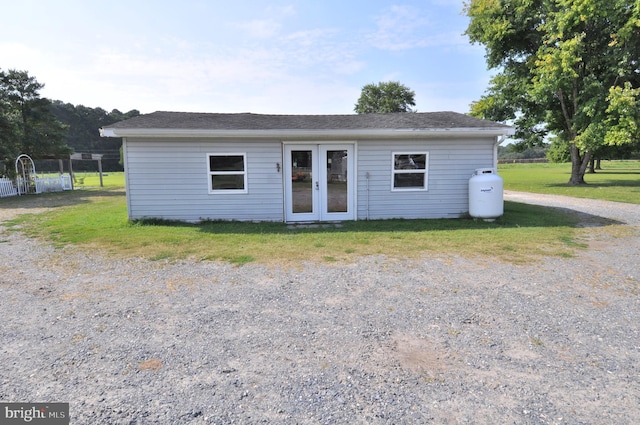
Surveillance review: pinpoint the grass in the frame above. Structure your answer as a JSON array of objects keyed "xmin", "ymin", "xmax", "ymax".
[
  {"xmin": 499, "ymin": 160, "xmax": 640, "ymax": 204},
  {"xmin": 38, "ymin": 171, "xmax": 125, "ymax": 189},
  {"xmin": 73, "ymin": 171, "xmax": 125, "ymax": 188},
  {"xmin": 2, "ymin": 163, "xmax": 637, "ymax": 266},
  {"xmin": 2, "ymin": 187, "xmax": 609, "ymax": 266}
]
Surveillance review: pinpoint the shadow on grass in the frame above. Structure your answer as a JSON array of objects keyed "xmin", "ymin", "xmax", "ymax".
[
  {"xmin": 135, "ymin": 201, "xmax": 621, "ymax": 235},
  {"xmin": 546, "ymin": 179, "xmax": 640, "ymax": 189},
  {"xmin": 2, "ymin": 189, "xmax": 621, "ymax": 234},
  {"xmin": 588, "ymin": 170, "xmax": 640, "ymax": 175},
  {"xmin": 0, "ymin": 188, "xmax": 125, "ymax": 210}
]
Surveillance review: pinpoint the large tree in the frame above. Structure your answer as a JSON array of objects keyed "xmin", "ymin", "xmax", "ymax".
[
  {"xmin": 465, "ymin": 0, "xmax": 640, "ymax": 185},
  {"xmin": 354, "ymin": 81, "xmax": 416, "ymax": 114},
  {"xmin": 0, "ymin": 69, "xmax": 70, "ymax": 171}
]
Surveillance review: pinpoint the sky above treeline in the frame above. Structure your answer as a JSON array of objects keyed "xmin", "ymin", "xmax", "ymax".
[{"xmin": 1, "ymin": 0, "xmax": 493, "ymax": 115}]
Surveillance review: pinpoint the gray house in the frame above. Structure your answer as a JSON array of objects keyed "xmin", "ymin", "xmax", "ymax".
[{"xmin": 100, "ymin": 111, "xmax": 513, "ymax": 223}]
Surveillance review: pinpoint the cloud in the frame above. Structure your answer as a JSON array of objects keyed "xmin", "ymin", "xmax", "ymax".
[
  {"xmin": 0, "ymin": 42, "xmax": 46, "ymax": 71},
  {"xmin": 236, "ymin": 19, "xmax": 282, "ymax": 38},
  {"xmin": 366, "ymin": 4, "xmax": 467, "ymax": 51},
  {"xmin": 265, "ymin": 4, "xmax": 297, "ymax": 18},
  {"xmin": 55, "ymin": 27, "xmax": 363, "ymax": 113},
  {"xmin": 216, "ymin": 78, "xmax": 361, "ymax": 114},
  {"xmin": 233, "ymin": 4, "xmax": 297, "ymax": 39},
  {"xmin": 282, "ymin": 28, "xmax": 364, "ymax": 74}
]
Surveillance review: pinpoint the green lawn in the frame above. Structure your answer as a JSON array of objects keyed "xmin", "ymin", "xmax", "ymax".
[
  {"xmin": 1, "ymin": 187, "xmax": 623, "ymax": 266},
  {"xmin": 36, "ymin": 171, "xmax": 126, "ymax": 188},
  {"xmin": 2, "ymin": 162, "xmax": 637, "ymax": 265},
  {"xmin": 499, "ymin": 160, "xmax": 640, "ymax": 204},
  {"xmin": 72, "ymin": 171, "xmax": 125, "ymax": 188}
]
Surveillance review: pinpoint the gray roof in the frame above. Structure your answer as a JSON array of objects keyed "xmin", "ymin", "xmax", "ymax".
[{"xmin": 104, "ymin": 111, "xmax": 511, "ymax": 131}]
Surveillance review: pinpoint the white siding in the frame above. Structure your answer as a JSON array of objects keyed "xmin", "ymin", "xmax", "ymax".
[
  {"xmin": 124, "ymin": 135, "xmax": 497, "ymax": 222},
  {"xmin": 124, "ymin": 138, "xmax": 284, "ymax": 222},
  {"xmin": 356, "ymin": 137, "xmax": 496, "ymax": 220}
]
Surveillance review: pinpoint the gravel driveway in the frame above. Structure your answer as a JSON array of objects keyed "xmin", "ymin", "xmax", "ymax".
[{"xmin": 1, "ymin": 193, "xmax": 639, "ymax": 424}]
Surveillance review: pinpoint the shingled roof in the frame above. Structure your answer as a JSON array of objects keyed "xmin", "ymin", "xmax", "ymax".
[{"xmin": 104, "ymin": 110, "xmax": 511, "ymax": 131}]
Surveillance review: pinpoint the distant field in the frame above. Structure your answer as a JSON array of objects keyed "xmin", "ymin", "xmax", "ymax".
[
  {"xmin": 499, "ymin": 160, "xmax": 640, "ymax": 204},
  {"xmin": 73, "ymin": 171, "xmax": 125, "ymax": 188},
  {"xmin": 39, "ymin": 171, "xmax": 125, "ymax": 188}
]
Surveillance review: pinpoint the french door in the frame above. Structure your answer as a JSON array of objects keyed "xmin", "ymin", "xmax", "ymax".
[{"xmin": 284, "ymin": 144, "xmax": 354, "ymax": 222}]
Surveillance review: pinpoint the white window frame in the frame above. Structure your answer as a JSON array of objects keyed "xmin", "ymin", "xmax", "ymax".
[
  {"xmin": 391, "ymin": 152, "xmax": 429, "ymax": 191},
  {"xmin": 207, "ymin": 153, "xmax": 248, "ymax": 194}
]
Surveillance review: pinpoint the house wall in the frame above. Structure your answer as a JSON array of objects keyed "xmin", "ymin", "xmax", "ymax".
[
  {"xmin": 356, "ymin": 137, "xmax": 496, "ymax": 220},
  {"xmin": 124, "ymin": 138, "xmax": 284, "ymax": 222},
  {"xmin": 124, "ymin": 135, "xmax": 497, "ymax": 222}
]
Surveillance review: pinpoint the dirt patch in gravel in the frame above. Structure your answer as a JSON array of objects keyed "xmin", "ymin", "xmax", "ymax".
[{"xmin": 1, "ymin": 193, "xmax": 639, "ymax": 424}]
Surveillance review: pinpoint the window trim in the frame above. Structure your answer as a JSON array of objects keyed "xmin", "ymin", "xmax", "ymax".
[
  {"xmin": 207, "ymin": 153, "xmax": 248, "ymax": 194},
  {"xmin": 391, "ymin": 151, "xmax": 429, "ymax": 192}
]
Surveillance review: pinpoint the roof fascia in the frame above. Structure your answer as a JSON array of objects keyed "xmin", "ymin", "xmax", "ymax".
[{"xmin": 100, "ymin": 127, "xmax": 515, "ymax": 139}]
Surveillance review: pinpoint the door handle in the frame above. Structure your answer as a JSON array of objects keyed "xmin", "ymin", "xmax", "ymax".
[{"xmin": 315, "ymin": 181, "xmax": 319, "ymax": 190}]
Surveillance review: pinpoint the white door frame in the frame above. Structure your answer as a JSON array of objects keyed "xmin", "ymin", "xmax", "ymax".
[{"xmin": 283, "ymin": 143, "xmax": 355, "ymax": 222}]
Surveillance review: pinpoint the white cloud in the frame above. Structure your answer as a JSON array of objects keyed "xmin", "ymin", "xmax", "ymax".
[
  {"xmin": 281, "ymin": 28, "xmax": 363, "ymax": 75},
  {"xmin": 233, "ymin": 3, "xmax": 297, "ymax": 39},
  {"xmin": 366, "ymin": 4, "xmax": 468, "ymax": 51},
  {"xmin": 236, "ymin": 19, "xmax": 282, "ymax": 38},
  {"xmin": 0, "ymin": 43, "xmax": 47, "ymax": 72},
  {"xmin": 367, "ymin": 5, "xmax": 429, "ymax": 51},
  {"xmin": 37, "ymin": 28, "xmax": 363, "ymax": 113},
  {"xmin": 222, "ymin": 78, "xmax": 361, "ymax": 114},
  {"xmin": 263, "ymin": 3, "xmax": 297, "ymax": 19}
]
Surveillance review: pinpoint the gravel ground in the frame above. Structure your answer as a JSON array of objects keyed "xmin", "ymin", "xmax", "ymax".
[{"xmin": 1, "ymin": 192, "xmax": 639, "ymax": 424}]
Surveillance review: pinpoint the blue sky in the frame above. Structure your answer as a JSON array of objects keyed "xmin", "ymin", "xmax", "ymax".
[{"xmin": 0, "ymin": 0, "xmax": 492, "ymax": 115}]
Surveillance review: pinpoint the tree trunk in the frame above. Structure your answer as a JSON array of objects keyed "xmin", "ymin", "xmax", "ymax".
[
  {"xmin": 595, "ymin": 158, "xmax": 602, "ymax": 170},
  {"xmin": 587, "ymin": 157, "xmax": 595, "ymax": 173},
  {"xmin": 568, "ymin": 144, "xmax": 590, "ymax": 185}
]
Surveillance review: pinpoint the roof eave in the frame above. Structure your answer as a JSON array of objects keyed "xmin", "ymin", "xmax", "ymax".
[{"xmin": 100, "ymin": 127, "xmax": 515, "ymax": 139}]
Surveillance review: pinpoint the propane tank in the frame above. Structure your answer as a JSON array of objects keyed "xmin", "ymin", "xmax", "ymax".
[{"xmin": 469, "ymin": 168, "xmax": 503, "ymax": 221}]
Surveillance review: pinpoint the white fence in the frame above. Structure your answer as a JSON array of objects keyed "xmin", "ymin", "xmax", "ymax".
[
  {"xmin": 0, "ymin": 175, "xmax": 72, "ymax": 198},
  {"xmin": 0, "ymin": 178, "xmax": 18, "ymax": 198},
  {"xmin": 35, "ymin": 175, "xmax": 72, "ymax": 193}
]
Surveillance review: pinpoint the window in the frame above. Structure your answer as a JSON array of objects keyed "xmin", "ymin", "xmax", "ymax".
[
  {"xmin": 392, "ymin": 152, "xmax": 428, "ymax": 191},
  {"xmin": 208, "ymin": 153, "xmax": 247, "ymax": 193}
]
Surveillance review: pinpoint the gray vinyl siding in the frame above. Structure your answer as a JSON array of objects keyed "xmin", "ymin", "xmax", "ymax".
[
  {"xmin": 356, "ymin": 137, "xmax": 496, "ymax": 220},
  {"xmin": 124, "ymin": 138, "xmax": 284, "ymax": 222},
  {"xmin": 123, "ymin": 135, "xmax": 497, "ymax": 222}
]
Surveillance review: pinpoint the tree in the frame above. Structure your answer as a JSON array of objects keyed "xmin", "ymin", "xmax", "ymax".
[
  {"xmin": 49, "ymin": 101, "xmax": 139, "ymax": 171},
  {"xmin": 0, "ymin": 80, "xmax": 17, "ymax": 172},
  {"xmin": 465, "ymin": 0, "xmax": 640, "ymax": 185},
  {"xmin": 0, "ymin": 69, "xmax": 70, "ymax": 172},
  {"xmin": 354, "ymin": 81, "xmax": 416, "ymax": 114}
]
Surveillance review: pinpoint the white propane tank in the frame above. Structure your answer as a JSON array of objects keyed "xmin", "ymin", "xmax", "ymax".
[{"xmin": 469, "ymin": 168, "xmax": 504, "ymax": 221}]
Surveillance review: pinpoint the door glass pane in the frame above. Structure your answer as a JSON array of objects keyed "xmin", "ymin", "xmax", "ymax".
[
  {"xmin": 326, "ymin": 150, "xmax": 348, "ymax": 213},
  {"xmin": 291, "ymin": 150, "xmax": 313, "ymax": 213}
]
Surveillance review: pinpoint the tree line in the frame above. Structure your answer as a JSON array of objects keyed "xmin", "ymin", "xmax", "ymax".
[
  {"xmin": 0, "ymin": 68, "xmax": 139, "ymax": 176},
  {"xmin": 49, "ymin": 101, "xmax": 139, "ymax": 171}
]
